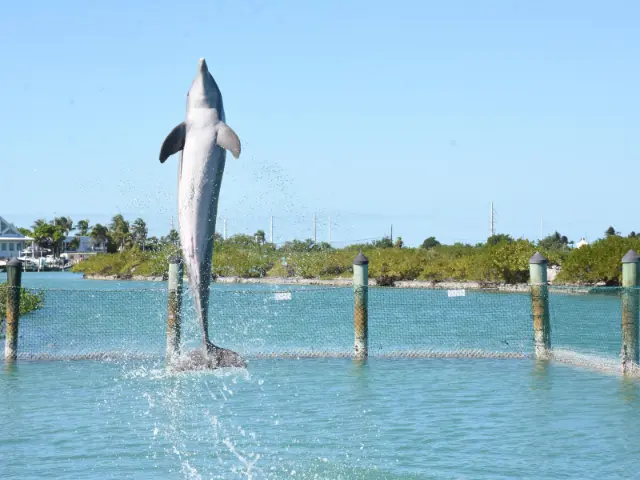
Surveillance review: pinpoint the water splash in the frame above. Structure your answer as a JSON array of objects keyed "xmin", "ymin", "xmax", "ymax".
[{"xmin": 118, "ymin": 359, "xmax": 264, "ymax": 478}]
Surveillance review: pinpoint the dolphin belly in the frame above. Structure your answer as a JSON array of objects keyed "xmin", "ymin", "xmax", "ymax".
[
  {"xmin": 159, "ymin": 57, "xmax": 244, "ymax": 369},
  {"xmin": 178, "ymin": 127, "xmax": 225, "ymax": 340}
]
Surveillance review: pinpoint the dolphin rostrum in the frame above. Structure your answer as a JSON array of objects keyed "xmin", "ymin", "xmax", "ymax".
[{"xmin": 159, "ymin": 58, "xmax": 245, "ymax": 369}]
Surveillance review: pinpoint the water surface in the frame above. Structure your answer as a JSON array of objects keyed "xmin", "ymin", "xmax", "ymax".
[
  {"xmin": 2, "ymin": 357, "xmax": 639, "ymax": 479},
  {"xmin": 0, "ymin": 272, "xmax": 636, "ymax": 479}
]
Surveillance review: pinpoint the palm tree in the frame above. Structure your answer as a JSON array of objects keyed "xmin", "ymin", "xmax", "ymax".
[
  {"xmin": 32, "ymin": 219, "xmax": 47, "ymax": 231},
  {"xmin": 109, "ymin": 214, "xmax": 131, "ymax": 251},
  {"xmin": 146, "ymin": 236, "xmax": 161, "ymax": 251},
  {"xmin": 90, "ymin": 224, "xmax": 109, "ymax": 251},
  {"xmin": 254, "ymin": 229, "xmax": 266, "ymax": 245},
  {"xmin": 76, "ymin": 219, "xmax": 90, "ymax": 236},
  {"xmin": 49, "ymin": 217, "xmax": 73, "ymax": 255},
  {"xmin": 32, "ymin": 222, "xmax": 55, "ymax": 255},
  {"xmin": 131, "ymin": 218, "xmax": 148, "ymax": 250},
  {"xmin": 605, "ymin": 226, "xmax": 619, "ymax": 237},
  {"xmin": 163, "ymin": 229, "xmax": 180, "ymax": 247},
  {"xmin": 54, "ymin": 216, "xmax": 73, "ymax": 235}
]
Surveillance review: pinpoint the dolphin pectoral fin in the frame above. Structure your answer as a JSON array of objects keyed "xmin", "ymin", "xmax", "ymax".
[
  {"xmin": 159, "ymin": 122, "xmax": 186, "ymax": 163},
  {"xmin": 216, "ymin": 122, "xmax": 241, "ymax": 159}
]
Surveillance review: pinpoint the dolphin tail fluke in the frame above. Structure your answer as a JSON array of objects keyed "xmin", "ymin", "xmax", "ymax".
[
  {"xmin": 216, "ymin": 122, "xmax": 241, "ymax": 159},
  {"xmin": 205, "ymin": 341, "xmax": 247, "ymax": 368},
  {"xmin": 160, "ymin": 122, "xmax": 186, "ymax": 163}
]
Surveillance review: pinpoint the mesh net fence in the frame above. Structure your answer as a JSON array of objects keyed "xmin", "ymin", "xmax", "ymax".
[
  {"xmin": 0, "ymin": 283, "xmax": 633, "ymax": 363},
  {"xmin": 548, "ymin": 285, "xmax": 624, "ymax": 367},
  {"xmin": 367, "ymin": 288, "xmax": 531, "ymax": 357}
]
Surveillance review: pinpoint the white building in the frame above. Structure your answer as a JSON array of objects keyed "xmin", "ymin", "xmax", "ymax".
[
  {"xmin": 0, "ymin": 216, "xmax": 33, "ymax": 260},
  {"xmin": 576, "ymin": 238, "xmax": 589, "ymax": 248},
  {"xmin": 63, "ymin": 235, "xmax": 108, "ymax": 264}
]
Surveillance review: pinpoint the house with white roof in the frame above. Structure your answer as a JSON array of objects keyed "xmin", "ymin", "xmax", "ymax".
[
  {"xmin": 0, "ymin": 216, "xmax": 33, "ymax": 260},
  {"xmin": 63, "ymin": 235, "xmax": 108, "ymax": 264},
  {"xmin": 576, "ymin": 238, "xmax": 589, "ymax": 248}
]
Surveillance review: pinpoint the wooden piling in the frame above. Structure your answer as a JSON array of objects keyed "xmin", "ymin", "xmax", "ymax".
[
  {"xmin": 166, "ymin": 255, "xmax": 183, "ymax": 361},
  {"xmin": 5, "ymin": 259, "xmax": 22, "ymax": 362},
  {"xmin": 529, "ymin": 252, "xmax": 551, "ymax": 359},
  {"xmin": 621, "ymin": 249, "xmax": 639, "ymax": 374},
  {"xmin": 353, "ymin": 252, "xmax": 369, "ymax": 359}
]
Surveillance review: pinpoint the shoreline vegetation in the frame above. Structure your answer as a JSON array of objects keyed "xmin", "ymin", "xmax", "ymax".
[
  {"xmin": 80, "ymin": 273, "xmax": 602, "ymax": 294},
  {"xmin": 81, "ymin": 272, "xmax": 533, "ymax": 290},
  {"xmin": 15, "ymin": 215, "xmax": 640, "ymax": 291},
  {"xmin": 0, "ymin": 283, "xmax": 44, "ymax": 326}
]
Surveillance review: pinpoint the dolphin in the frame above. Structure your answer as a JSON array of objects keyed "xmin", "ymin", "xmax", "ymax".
[{"xmin": 159, "ymin": 58, "xmax": 245, "ymax": 369}]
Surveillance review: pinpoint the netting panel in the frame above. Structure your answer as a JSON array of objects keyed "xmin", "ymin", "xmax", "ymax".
[
  {"xmin": 17, "ymin": 288, "xmax": 168, "ymax": 359},
  {"xmin": 549, "ymin": 286, "xmax": 623, "ymax": 360},
  {"xmin": 197, "ymin": 287, "xmax": 354, "ymax": 357},
  {"xmin": 369, "ymin": 287, "xmax": 532, "ymax": 356},
  {"xmin": 11, "ymin": 285, "xmax": 537, "ymax": 360}
]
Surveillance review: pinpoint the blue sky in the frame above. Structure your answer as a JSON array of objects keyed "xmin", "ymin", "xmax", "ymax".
[{"xmin": 1, "ymin": 1, "xmax": 639, "ymax": 247}]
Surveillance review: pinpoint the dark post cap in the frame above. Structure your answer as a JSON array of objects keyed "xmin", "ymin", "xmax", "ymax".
[
  {"xmin": 622, "ymin": 249, "xmax": 639, "ymax": 263},
  {"xmin": 7, "ymin": 259, "xmax": 22, "ymax": 268},
  {"xmin": 529, "ymin": 252, "xmax": 548, "ymax": 264},
  {"xmin": 353, "ymin": 251, "xmax": 369, "ymax": 265},
  {"xmin": 169, "ymin": 254, "xmax": 182, "ymax": 264}
]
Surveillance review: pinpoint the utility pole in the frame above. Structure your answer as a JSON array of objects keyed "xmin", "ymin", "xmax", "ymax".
[
  {"xmin": 170, "ymin": 216, "xmax": 177, "ymax": 248},
  {"xmin": 390, "ymin": 224, "xmax": 393, "ymax": 243},
  {"xmin": 490, "ymin": 202, "xmax": 495, "ymax": 237},
  {"xmin": 223, "ymin": 218, "xmax": 227, "ymax": 240},
  {"xmin": 270, "ymin": 216, "xmax": 274, "ymax": 244},
  {"xmin": 313, "ymin": 214, "xmax": 317, "ymax": 244}
]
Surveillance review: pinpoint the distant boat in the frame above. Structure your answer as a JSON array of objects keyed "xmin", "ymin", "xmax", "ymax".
[
  {"xmin": 20, "ymin": 246, "xmax": 51, "ymax": 256},
  {"xmin": 17, "ymin": 256, "xmax": 45, "ymax": 271}
]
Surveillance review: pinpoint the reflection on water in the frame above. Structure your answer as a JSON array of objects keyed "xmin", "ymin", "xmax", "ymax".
[
  {"xmin": 3, "ymin": 361, "xmax": 18, "ymax": 377},
  {"xmin": 530, "ymin": 358, "xmax": 551, "ymax": 390},
  {"xmin": 619, "ymin": 377, "xmax": 640, "ymax": 404}
]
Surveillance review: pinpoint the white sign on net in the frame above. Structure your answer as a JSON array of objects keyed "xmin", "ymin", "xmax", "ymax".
[
  {"xmin": 274, "ymin": 292, "xmax": 292, "ymax": 301},
  {"xmin": 447, "ymin": 289, "xmax": 466, "ymax": 298}
]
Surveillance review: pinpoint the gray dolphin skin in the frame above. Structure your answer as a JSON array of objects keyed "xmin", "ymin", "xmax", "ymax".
[{"xmin": 159, "ymin": 58, "xmax": 245, "ymax": 369}]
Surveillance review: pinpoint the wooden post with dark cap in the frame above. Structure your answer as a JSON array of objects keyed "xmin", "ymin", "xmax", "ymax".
[
  {"xmin": 353, "ymin": 252, "xmax": 369, "ymax": 359},
  {"xmin": 621, "ymin": 249, "xmax": 639, "ymax": 374},
  {"xmin": 529, "ymin": 252, "xmax": 551, "ymax": 358},
  {"xmin": 4, "ymin": 259, "xmax": 22, "ymax": 362}
]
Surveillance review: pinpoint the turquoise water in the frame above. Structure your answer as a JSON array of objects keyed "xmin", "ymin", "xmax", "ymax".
[
  {"xmin": 0, "ymin": 272, "xmax": 626, "ymax": 360},
  {"xmin": 2, "ymin": 358, "xmax": 640, "ymax": 479},
  {"xmin": 1, "ymin": 273, "xmax": 639, "ymax": 478}
]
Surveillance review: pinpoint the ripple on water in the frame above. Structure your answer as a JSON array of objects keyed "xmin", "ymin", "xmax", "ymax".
[{"xmin": 1, "ymin": 357, "xmax": 640, "ymax": 479}]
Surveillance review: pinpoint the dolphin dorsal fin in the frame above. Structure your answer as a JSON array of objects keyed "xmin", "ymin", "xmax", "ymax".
[
  {"xmin": 159, "ymin": 122, "xmax": 186, "ymax": 163},
  {"xmin": 216, "ymin": 121, "xmax": 241, "ymax": 159}
]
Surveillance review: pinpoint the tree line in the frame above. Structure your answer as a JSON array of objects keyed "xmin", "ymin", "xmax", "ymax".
[
  {"xmin": 68, "ymin": 218, "xmax": 640, "ymax": 285},
  {"xmin": 20, "ymin": 212, "xmax": 623, "ymax": 257},
  {"xmin": 17, "ymin": 212, "xmax": 640, "ymax": 285},
  {"xmin": 17, "ymin": 215, "xmax": 176, "ymax": 256}
]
